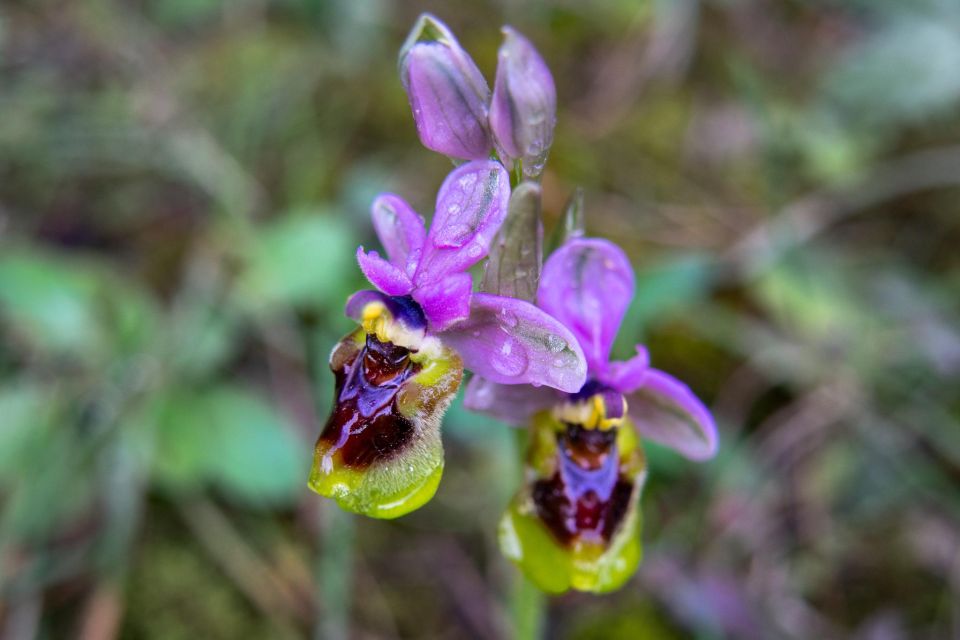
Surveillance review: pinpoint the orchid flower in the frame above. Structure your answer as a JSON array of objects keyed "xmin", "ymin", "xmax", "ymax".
[
  {"xmin": 466, "ymin": 237, "xmax": 718, "ymax": 592},
  {"xmin": 308, "ymin": 160, "xmax": 587, "ymax": 519}
]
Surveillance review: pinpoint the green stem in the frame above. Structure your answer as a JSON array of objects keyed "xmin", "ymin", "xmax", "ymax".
[
  {"xmin": 510, "ymin": 574, "xmax": 546, "ymax": 640},
  {"xmin": 315, "ymin": 503, "xmax": 355, "ymax": 640}
]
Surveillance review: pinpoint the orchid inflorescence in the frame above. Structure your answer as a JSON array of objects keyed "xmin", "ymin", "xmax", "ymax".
[{"xmin": 308, "ymin": 13, "xmax": 718, "ymax": 593}]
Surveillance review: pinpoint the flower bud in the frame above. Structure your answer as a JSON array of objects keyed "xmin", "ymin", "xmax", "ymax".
[
  {"xmin": 399, "ymin": 14, "xmax": 492, "ymax": 160},
  {"xmin": 490, "ymin": 27, "xmax": 557, "ymax": 178}
]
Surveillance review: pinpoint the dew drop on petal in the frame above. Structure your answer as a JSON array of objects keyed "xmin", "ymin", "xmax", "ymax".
[
  {"xmin": 458, "ymin": 174, "xmax": 477, "ymax": 189},
  {"xmin": 546, "ymin": 334, "xmax": 566, "ymax": 353},
  {"xmin": 434, "ymin": 223, "xmax": 473, "ymax": 248},
  {"xmin": 467, "ymin": 243, "xmax": 483, "ymax": 258},
  {"xmin": 491, "ymin": 336, "xmax": 528, "ymax": 377},
  {"xmin": 547, "ymin": 365, "xmax": 566, "ymax": 387},
  {"xmin": 499, "ymin": 307, "xmax": 519, "ymax": 328}
]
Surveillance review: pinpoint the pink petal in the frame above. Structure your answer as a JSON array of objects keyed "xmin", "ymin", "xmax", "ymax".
[
  {"xmin": 440, "ymin": 293, "xmax": 587, "ymax": 392},
  {"xmin": 371, "ymin": 194, "xmax": 426, "ymax": 276},
  {"xmin": 411, "ymin": 272, "xmax": 472, "ymax": 332},
  {"xmin": 463, "ymin": 376, "xmax": 559, "ymax": 425},
  {"xmin": 414, "ymin": 161, "xmax": 510, "ymax": 285},
  {"xmin": 401, "ymin": 40, "xmax": 492, "ymax": 160},
  {"xmin": 490, "ymin": 27, "xmax": 556, "ymax": 177},
  {"xmin": 626, "ymin": 368, "xmax": 718, "ymax": 461},
  {"xmin": 600, "ymin": 345, "xmax": 650, "ymax": 394},
  {"xmin": 537, "ymin": 238, "xmax": 635, "ymax": 373},
  {"xmin": 356, "ymin": 247, "xmax": 413, "ymax": 296}
]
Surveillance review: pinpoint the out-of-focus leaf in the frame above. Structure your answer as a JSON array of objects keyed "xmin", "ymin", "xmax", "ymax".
[
  {"xmin": 0, "ymin": 248, "xmax": 158, "ymax": 361},
  {"xmin": 152, "ymin": 385, "xmax": 308, "ymax": 506},
  {"xmin": 755, "ymin": 256, "xmax": 877, "ymax": 349},
  {"xmin": 236, "ymin": 212, "xmax": 356, "ymax": 311},
  {"xmin": 0, "ymin": 382, "xmax": 95, "ymax": 540},
  {"xmin": 481, "ymin": 181, "xmax": 542, "ymax": 303},
  {"xmin": 822, "ymin": 19, "xmax": 960, "ymax": 127},
  {"xmin": 0, "ymin": 383, "xmax": 52, "ymax": 482}
]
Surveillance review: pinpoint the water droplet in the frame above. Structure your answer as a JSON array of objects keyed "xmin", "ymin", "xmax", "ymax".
[
  {"xmin": 471, "ymin": 330, "xmax": 481, "ymax": 338},
  {"xmin": 546, "ymin": 334, "xmax": 566, "ymax": 353},
  {"xmin": 458, "ymin": 174, "xmax": 477, "ymax": 189},
  {"xmin": 547, "ymin": 366, "xmax": 566, "ymax": 387},
  {"xmin": 467, "ymin": 243, "xmax": 483, "ymax": 258},
  {"xmin": 514, "ymin": 268, "xmax": 528, "ymax": 279},
  {"xmin": 491, "ymin": 337, "xmax": 528, "ymax": 378},
  {"xmin": 434, "ymin": 223, "xmax": 473, "ymax": 248},
  {"xmin": 552, "ymin": 355, "xmax": 570, "ymax": 368},
  {"xmin": 499, "ymin": 308, "xmax": 519, "ymax": 328},
  {"xmin": 447, "ymin": 203, "xmax": 461, "ymax": 214}
]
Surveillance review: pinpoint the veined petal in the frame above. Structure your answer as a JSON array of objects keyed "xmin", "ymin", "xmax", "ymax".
[
  {"xmin": 399, "ymin": 15, "xmax": 491, "ymax": 160},
  {"xmin": 601, "ymin": 345, "xmax": 650, "ymax": 394},
  {"xmin": 411, "ymin": 272, "xmax": 472, "ymax": 332},
  {"xmin": 625, "ymin": 369, "xmax": 718, "ymax": 460},
  {"xmin": 414, "ymin": 161, "xmax": 510, "ymax": 285},
  {"xmin": 480, "ymin": 181, "xmax": 542, "ymax": 304},
  {"xmin": 357, "ymin": 247, "xmax": 414, "ymax": 296},
  {"xmin": 538, "ymin": 238, "xmax": 635, "ymax": 374},
  {"xmin": 463, "ymin": 376, "xmax": 559, "ymax": 425},
  {"xmin": 490, "ymin": 27, "xmax": 556, "ymax": 178},
  {"xmin": 371, "ymin": 194, "xmax": 426, "ymax": 276},
  {"xmin": 439, "ymin": 293, "xmax": 587, "ymax": 392}
]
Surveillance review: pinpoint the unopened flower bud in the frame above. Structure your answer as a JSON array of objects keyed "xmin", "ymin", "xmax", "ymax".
[
  {"xmin": 399, "ymin": 14, "xmax": 492, "ymax": 160},
  {"xmin": 490, "ymin": 27, "xmax": 556, "ymax": 178}
]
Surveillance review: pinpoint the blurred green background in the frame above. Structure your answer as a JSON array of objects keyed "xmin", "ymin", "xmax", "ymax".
[{"xmin": 2, "ymin": 0, "xmax": 960, "ymax": 638}]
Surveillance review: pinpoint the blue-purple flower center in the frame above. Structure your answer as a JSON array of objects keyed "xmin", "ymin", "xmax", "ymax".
[
  {"xmin": 319, "ymin": 333, "xmax": 422, "ymax": 468},
  {"xmin": 532, "ymin": 423, "xmax": 633, "ymax": 546}
]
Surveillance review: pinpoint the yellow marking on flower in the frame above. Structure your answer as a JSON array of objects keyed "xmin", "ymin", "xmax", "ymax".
[
  {"xmin": 553, "ymin": 393, "xmax": 625, "ymax": 431},
  {"xmin": 361, "ymin": 301, "xmax": 392, "ymax": 343}
]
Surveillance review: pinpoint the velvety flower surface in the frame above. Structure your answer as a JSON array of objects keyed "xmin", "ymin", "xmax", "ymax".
[
  {"xmin": 466, "ymin": 237, "xmax": 718, "ymax": 591},
  {"xmin": 309, "ymin": 161, "xmax": 588, "ymax": 519},
  {"xmin": 399, "ymin": 14, "xmax": 492, "ymax": 160},
  {"xmin": 399, "ymin": 14, "xmax": 556, "ymax": 179},
  {"xmin": 489, "ymin": 27, "xmax": 557, "ymax": 178}
]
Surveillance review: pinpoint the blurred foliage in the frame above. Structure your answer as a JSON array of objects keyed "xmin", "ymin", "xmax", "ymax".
[{"xmin": 1, "ymin": 0, "xmax": 959, "ymax": 638}]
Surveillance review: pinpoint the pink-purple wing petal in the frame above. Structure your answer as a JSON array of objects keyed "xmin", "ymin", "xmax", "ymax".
[
  {"xmin": 440, "ymin": 293, "xmax": 587, "ymax": 392},
  {"xmin": 414, "ymin": 160, "xmax": 510, "ymax": 286},
  {"xmin": 356, "ymin": 247, "xmax": 414, "ymax": 296},
  {"xmin": 537, "ymin": 238, "xmax": 635, "ymax": 373},
  {"xmin": 411, "ymin": 272, "xmax": 473, "ymax": 332},
  {"xmin": 463, "ymin": 375, "xmax": 560, "ymax": 425},
  {"xmin": 601, "ymin": 345, "xmax": 650, "ymax": 394},
  {"xmin": 371, "ymin": 194, "xmax": 426, "ymax": 276},
  {"xmin": 625, "ymin": 368, "xmax": 718, "ymax": 460}
]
